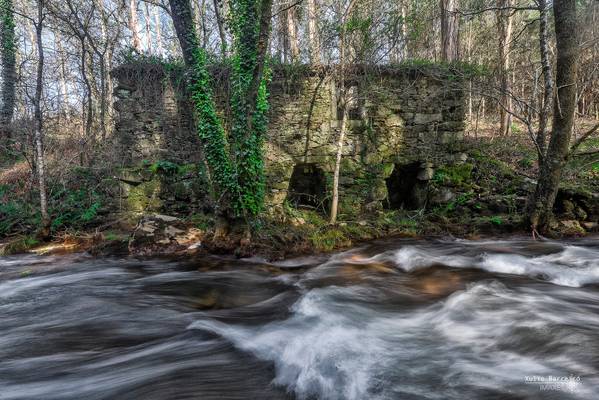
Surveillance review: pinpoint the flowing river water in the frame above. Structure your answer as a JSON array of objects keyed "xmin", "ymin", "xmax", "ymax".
[{"xmin": 1, "ymin": 237, "xmax": 599, "ymax": 399}]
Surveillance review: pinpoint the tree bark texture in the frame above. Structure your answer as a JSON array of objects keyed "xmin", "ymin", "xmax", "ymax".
[{"xmin": 529, "ymin": 0, "xmax": 578, "ymax": 233}]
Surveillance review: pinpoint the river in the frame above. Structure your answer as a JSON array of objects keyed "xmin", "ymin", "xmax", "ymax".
[{"xmin": 1, "ymin": 237, "xmax": 598, "ymax": 399}]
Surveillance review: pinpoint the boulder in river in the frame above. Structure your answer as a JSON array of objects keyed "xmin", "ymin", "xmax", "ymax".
[{"xmin": 128, "ymin": 214, "xmax": 203, "ymax": 254}]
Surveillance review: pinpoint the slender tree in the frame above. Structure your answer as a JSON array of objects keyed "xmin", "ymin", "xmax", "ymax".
[
  {"xmin": 536, "ymin": 0, "xmax": 552, "ymax": 159},
  {"xmin": 129, "ymin": 0, "xmax": 142, "ymax": 51},
  {"xmin": 307, "ymin": 0, "xmax": 319, "ymax": 63},
  {"xmin": 213, "ymin": 0, "xmax": 228, "ymax": 58},
  {"xmin": 286, "ymin": 5, "xmax": 299, "ymax": 61},
  {"xmin": 330, "ymin": 0, "xmax": 357, "ymax": 225},
  {"xmin": 33, "ymin": 0, "xmax": 51, "ymax": 237},
  {"xmin": 496, "ymin": 0, "xmax": 513, "ymax": 136},
  {"xmin": 440, "ymin": 0, "xmax": 459, "ymax": 62}
]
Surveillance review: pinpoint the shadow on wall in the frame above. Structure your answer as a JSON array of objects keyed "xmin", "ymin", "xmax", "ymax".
[
  {"xmin": 286, "ymin": 163, "xmax": 329, "ymax": 212},
  {"xmin": 385, "ymin": 162, "xmax": 429, "ymax": 210}
]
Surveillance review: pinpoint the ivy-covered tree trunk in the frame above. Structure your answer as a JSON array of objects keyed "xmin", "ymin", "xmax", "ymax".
[
  {"xmin": 0, "ymin": 0, "xmax": 16, "ymax": 139},
  {"xmin": 169, "ymin": 0, "xmax": 236, "ymax": 221},
  {"xmin": 529, "ymin": 0, "xmax": 578, "ymax": 234},
  {"xmin": 168, "ymin": 0, "xmax": 273, "ymax": 223},
  {"xmin": 228, "ymin": 0, "xmax": 273, "ymax": 216}
]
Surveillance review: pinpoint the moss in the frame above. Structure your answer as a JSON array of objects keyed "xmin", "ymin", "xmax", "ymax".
[
  {"xmin": 433, "ymin": 163, "xmax": 473, "ymax": 187},
  {"xmin": 339, "ymin": 195, "xmax": 362, "ymax": 218},
  {"xmin": 103, "ymin": 231, "xmax": 128, "ymax": 242},
  {"xmin": 188, "ymin": 213, "xmax": 214, "ymax": 230},
  {"xmin": 126, "ymin": 180, "xmax": 162, "ymax": 212},
  {"xmin": 309, "ymin": 228, "xmax": 351, "ymax": 252}
]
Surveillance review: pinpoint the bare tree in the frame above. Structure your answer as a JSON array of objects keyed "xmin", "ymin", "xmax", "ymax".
[
  {"xmin": 129, "ymin": 0, "xmax": 142, "ymax": 51},
  {"xmin": 330, "ymin": 0, "xmax": 358, "ymax": 225},
  {"xmin": 143, "ymin": 1, "xmax": 152, "ymax": 53},
  {"xmin": 213, "ymin": 0, "xmax": 228, "ymax": 58},
  {"xmin": 496, "ymin": 0, "xmax": 513, "ymax": 136},
  {"xmin": 154, "ymin": 5, "xmax": 163, "ymax": 54},
  {"xmin": 440, "ymin": 0, "xmax": 459, "ymax": 62},
  {"xmin": 307, "ymin": 0, "xmax": 319, "ymax": 63},
  {"xmin": 536, "ymin": 0, "xmax": 553, "ymax": 160},
  {"xmin": 33, "ymin": 0, "xmax": 50, "ymax": 237},
  {"xmin": 286, "ymin": 3, "xmax": 299, "ymax": 61}
]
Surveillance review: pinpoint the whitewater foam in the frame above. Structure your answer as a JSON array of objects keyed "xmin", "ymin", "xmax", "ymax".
[{"xmin": 380, "ymin": 243, "xmax": 599, "ymax": 287}]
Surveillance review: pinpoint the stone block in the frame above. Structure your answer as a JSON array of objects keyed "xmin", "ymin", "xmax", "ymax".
[{"xmin": 414, "ymin": 113, "xmax": 443, "ymax": 124}]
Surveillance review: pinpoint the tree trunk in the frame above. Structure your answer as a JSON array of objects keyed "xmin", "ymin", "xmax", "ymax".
[
  {"xmin": 307, "ymin": 0, "xmax": 319, "ymax": 63},
  {"xmin": 129, "ymin": 0, "xmax": 142, "ymax": 52},
  {"xmin": 536, "ymin": 0, "xmax": 553, "ymax": 161},
  {"xmin": 33, "ymin": 0, "xmax": 50, "ymax": 237},
  {"xmin": 213, "ymin": 0, "xmax": 228, "ymax": 58},
  {"xmin": 400, "ymin": 0, "xmax": 408, "ymax": 60},
  {"xmin": 168, "ymin": 0, "xmax": 198, "ymax": 66},
  {"xmin": 440, "ymin": 0, "xmax": 459, "ymax": 62},
  {"xmin": 55, "ymin": 33, "xmax": 69, "ymax": 120},
  {"xmin": 529, "ymin": 0, "xmax": 578, "ymax": 234},
  {"xmin": 154, "ymin": 6, "xmax": 163, "ymax": 54},
  {"xmin": 0, "ymin": 0, "xmax": 16, "ymax": 139},
  {"xmin": 496, "ymin": 0, "xmax": 513, "ymax": 136},
  {"xmin": 286, "ymin": 6, "xmax": 299, "ymax": 62},
  {"xmin": 330, "ymin": 96, "xmax": 348, "ymax": 225},
  {"xmin": 143, "ymin": 2, "xmax": 152, "ymax": 53},
  {"xmin": 330, "ymin": 0, "xmax": 357, "ymax": 224},
  {"xmin": 80, "ymin": 41, "xmax": 94, "ymax": 145},
  {"xmin": 169, "ymin": 0, "xmax": 273, "ymax": 219}
]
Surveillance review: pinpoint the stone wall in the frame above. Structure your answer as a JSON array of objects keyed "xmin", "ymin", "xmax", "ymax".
[{"xmin": 112, "ymin": 63, "xmax": 466, "ymax": 216}]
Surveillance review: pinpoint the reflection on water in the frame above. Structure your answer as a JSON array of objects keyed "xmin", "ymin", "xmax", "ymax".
[{"xmin": 1, "ymin": 237, "xmax": 598, "ymax": 399}]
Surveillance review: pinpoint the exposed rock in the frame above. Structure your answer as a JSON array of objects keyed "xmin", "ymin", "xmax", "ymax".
[
  {"xmin": 557, "ymin": 220, "xmax": 586, "ymax": 236},
  {"xmin": 290, "ymin": 217, "xmax": 306, "ymax": 226},
  {"xmin": 154, "ymin": 214, "xmax": 180, "ymax": 223},
  {"xmin": 430, "ymin": 187, "xmax": 455, "ymax": 205},
  {"xmin": 453, "ymin": 153, "xmax": 468, "ymax": 164},
  {"xmin": 129, "ymin": 214, "xmax": 190, "ymax": 253},
  {"xmin": 414, "ymin": 112, "xmax": 442, "ymax": 124},
  {"xmin": 417, "ymin": 165, "xmax": 435, "ymax": 181}
]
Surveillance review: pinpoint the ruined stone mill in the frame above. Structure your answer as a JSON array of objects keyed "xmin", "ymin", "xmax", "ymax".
[{"xmin": 111, "ymin": 63, "xmax": 466, "ymax": 216}]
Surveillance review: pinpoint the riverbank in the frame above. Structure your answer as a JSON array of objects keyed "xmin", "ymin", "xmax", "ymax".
[
  {"xmin": 1, "ymin": 207, "xmax": 597, "ymax": 261},
  {"xmin": 2, "ymin": 135, "xmax": 598, "ymax": 259}
]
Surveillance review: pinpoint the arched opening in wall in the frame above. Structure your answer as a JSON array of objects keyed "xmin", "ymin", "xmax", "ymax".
[
  {"xmin": 287, "ymin": 164, "xmax": 328, "ymax": 211},
  {"xmin": 385, "ymin": 162, "xmax": 428, "ymax": 210}
]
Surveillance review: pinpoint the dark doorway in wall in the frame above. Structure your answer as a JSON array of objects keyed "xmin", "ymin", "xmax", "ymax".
[
  {"xmin": 385, "ymin": 162, "xmax": 428, "ymax": 210},
  {"xmin": 287, "ymin": 164, "xmax": 328, "ymax": 211}
]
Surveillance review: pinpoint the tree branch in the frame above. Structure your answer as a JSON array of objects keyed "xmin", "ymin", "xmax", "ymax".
[{"xmin": 570, "ymin": 122, "xmax": 599, "ymax": 153}]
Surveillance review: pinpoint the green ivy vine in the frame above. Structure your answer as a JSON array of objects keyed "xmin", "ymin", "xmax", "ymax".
[
  {"xmin": 0, "ymin": 0, "xmax": 15, "ymax": 57},
  {"xmin": 185, "ymin": 0, "xmax": 271, "ymax": 219},
  {"xmin": 228, "ymin": 0, "xmax": 270, "ymax": 216}
]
